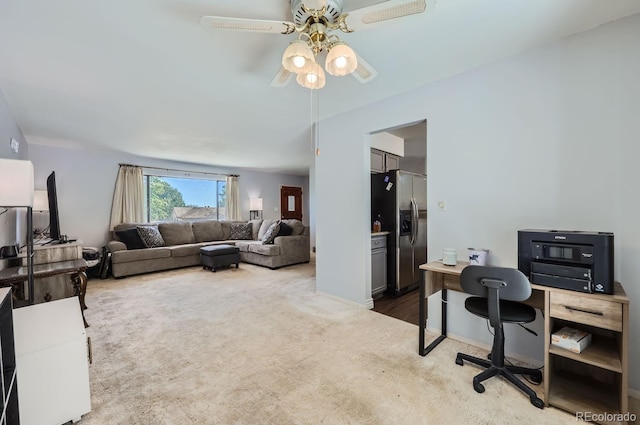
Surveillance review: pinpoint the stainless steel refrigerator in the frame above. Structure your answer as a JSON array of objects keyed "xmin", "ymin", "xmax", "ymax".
[{"xmin": 371, "ymin": 170, "xmax": 427, "ymax": 294}]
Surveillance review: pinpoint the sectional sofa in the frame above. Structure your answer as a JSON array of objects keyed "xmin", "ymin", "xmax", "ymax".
[{"xmin": 107, "ymin": 219, "xmax": 310, "ymax": 278}]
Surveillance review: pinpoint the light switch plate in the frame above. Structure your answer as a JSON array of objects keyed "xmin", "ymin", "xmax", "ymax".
[{"xmin": 10, "ymin": 138, "xmax": 19, "ymax": 153}]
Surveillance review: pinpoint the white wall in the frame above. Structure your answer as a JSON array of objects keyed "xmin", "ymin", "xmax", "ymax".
[
  {"xmin": 315, "ymin": 14, "xmax": 640, "ymax": 389},
  {"xmin": 0, "ymin": 90, "xmax": 29, "ymax": 268},
  {"xmin": 27, "ymin": 143, "xmax": 309, "ymax": 248}
]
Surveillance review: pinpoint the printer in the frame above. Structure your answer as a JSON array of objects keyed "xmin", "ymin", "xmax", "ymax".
[{"xmin": 517, "ymin": 229, "xmax": 614, "ymax": 294}]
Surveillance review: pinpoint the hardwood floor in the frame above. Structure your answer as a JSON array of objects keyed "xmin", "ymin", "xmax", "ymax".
[{"xmin": 372, "ymin": 288, "xmax": 423, "ymax": 326}]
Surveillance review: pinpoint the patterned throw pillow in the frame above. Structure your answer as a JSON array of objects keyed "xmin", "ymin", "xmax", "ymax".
[
  {"xmin": 229, "ymin": 223, "xmax": 253, "ymax": 240},
  {"xmin": 137, "ymin": 225, "xmax": 166, "ymax": 248},
  {"xmin": 261, "ymin": 221, "xmax": 280, "ymax": 245}
]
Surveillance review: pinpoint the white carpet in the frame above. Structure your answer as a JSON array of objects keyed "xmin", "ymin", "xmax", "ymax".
[{"xmin": 82, "ymin": 260, "xmax": 581, "ymax": 424}]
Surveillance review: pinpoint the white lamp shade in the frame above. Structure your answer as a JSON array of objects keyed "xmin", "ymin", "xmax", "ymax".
[
  {"xmin": 282, "ymin": 40, "xmax": 315, "ymax": 74},
  {"xmin": 33, "ymin": 190, "xmax": 49, "ymax": 211},
  {"xmin": 325, "ymin": 43, "xmax": 358, "ymax": 76},
  {"xmin": 0, "ymin": 159, "xmax": 34, "ymax": 207},
  {"xmin": 296, "ymin": 62, "xmax": 326, "ymax": 89},
  {"xmin": 249, "ymin": 198, "xmax": 263, "ymax": 211}
]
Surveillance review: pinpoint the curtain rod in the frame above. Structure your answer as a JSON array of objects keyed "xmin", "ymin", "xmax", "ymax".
[{"xmin": 119, "ymin": 163, "xmax": 238, "ymax": 178}]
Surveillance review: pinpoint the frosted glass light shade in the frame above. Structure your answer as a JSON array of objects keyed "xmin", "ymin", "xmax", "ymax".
[
  {"xmin": 0, "ymin": 159, "xmax": 34, "ymax": 207},
  {"xmin": 33, "ymin": 190, "xmax": 49, "ymax": 211},
  {"xmin": 249, "ymin": 198, "xmax": 263, "ymax": 211},
  {"xmin": 282, "ymin": 40, "xmax": 315, "ymax": 74},
  {"xmin": 296, "ymin": 62, "xmax": 325, "ymax": 89},
  {"xmin": 325, "ymin": 43, "xmax": 357, "ymax": 76}
]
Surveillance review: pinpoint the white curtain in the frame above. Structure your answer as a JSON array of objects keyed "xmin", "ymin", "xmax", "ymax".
[
  {"xmin": 109, "ymin": 165, "xmax": 144, "ymax": 229},
  {"xmin": 226, "ymin": 175, "xmax": 240, "ymax": 220}
]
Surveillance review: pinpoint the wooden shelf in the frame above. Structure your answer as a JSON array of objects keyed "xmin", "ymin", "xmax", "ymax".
[
  {"xmin": 550, "ymin": 371, "xmax": 622, "ymax": 424},
  {"xmin": 549, "ymin": 335, "xmax": 622, "ymax": 373}
]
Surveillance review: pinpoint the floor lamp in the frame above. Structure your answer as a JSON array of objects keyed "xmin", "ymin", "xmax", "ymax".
[{"xmin": 0, "ymin": 158, "xmax": 35, "ymax": 305}]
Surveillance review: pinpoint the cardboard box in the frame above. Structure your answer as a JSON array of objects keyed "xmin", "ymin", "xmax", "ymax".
[{"xmin": 551, "ymin": 326, "xmax": 592, "ymax": 353}]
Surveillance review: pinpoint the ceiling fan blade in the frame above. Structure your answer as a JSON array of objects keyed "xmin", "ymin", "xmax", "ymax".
[
  {"xmin": 343, "ymin": 0, "xmax": 433, "ymax": 32},
  {"xmin": 271, "ymin": 66, "xmax": 294, "ymax": 88},
  {"xmin": 200, "ymin": 16, "xmax": 296, "ymax": 35},
  {"xmin": 352, "ymin": 54, "xmax": 378, "ymax": 83}
]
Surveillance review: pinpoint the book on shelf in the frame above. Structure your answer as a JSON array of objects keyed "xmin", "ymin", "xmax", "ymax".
[{"xmin": 551, "ymin": 326, "xmax": 592, "ymax": 353}]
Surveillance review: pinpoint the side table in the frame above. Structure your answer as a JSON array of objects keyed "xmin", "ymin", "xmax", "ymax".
[{"xmin": 0, "ymin": 259, "xmax": 89, "ymax": 327}]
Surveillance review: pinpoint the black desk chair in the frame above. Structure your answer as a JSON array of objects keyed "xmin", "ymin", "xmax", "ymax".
[{"xmin": 455, "ymin": 265, "xmax": 544, "ymax": 409}]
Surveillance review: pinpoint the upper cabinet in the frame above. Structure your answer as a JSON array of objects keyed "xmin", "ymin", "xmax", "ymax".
[{"xmin": 371, "ymin": 149, "xmax": 400, "ymax": 173}]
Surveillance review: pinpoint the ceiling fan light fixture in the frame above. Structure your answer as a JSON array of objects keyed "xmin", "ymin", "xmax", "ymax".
[
  {"xmin": 296, "ymin": 63, "xmax": 325, "ymax": 89},
  {"xmin": 282, "ymin": 40, "xmax": 315, "ymax": 73},
  {"xmin": 325, "ymin": 42, "xmax": 357, "ymax": 76}
]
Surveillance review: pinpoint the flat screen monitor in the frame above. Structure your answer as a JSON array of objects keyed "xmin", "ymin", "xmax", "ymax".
[{"xmin": 46, "ymin": 171, "xmax": 61, "ymax": 242}]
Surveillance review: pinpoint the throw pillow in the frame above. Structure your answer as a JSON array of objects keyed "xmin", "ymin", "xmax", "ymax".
[
  {"xmin": 229, "ymin": 223, "xmax": 253, "ymax": 240},
  {"xmin": 261, "ymin": 221, "xmax": 280, "ymax": 245},
  {"xmin": 137, "ymin": 225, "xmax": 166, "ymax": 248},
  {"xmin": 116, "ymin": 228, "xmax": 146, "ymax": 250},
  {"xmin": 281, "ymin": 219, "xmax": 305, "ymax": 236},
  {"xmin": 277, "ymin": 221, "xmax": 293, "ymax": 236}
]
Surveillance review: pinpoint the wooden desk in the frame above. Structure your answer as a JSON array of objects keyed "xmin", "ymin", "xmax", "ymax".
[
  {"xmin": 0, "ymin": 259, "xmax": 89, "ymax": 327},
  {"xmin": 418, "ymin": 261, "xmax": 545, "ymax": 356},
  {"xmin": 418, "ymin": 260, "xmax": 630, "ymax": 423}
]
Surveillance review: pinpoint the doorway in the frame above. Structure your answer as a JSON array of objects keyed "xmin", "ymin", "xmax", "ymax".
[
  {"xmin": 369, "ymin": 120, "xmax": 427, "ymax": 325},
  {"xmin": 280, "ymin": 186, "xmax": 303, "ymax": 221}
]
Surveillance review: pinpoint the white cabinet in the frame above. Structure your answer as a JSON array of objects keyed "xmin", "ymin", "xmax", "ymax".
[
  {"xmin": 371, "ymin": 149, "xmax": 400, "ymax": 173},
  {"xmin": 0, "ymin": 288, "xmax": 19, "ymax": 425},
  {"xmin": 371, "ymin": 234, "xmax": 387, "ymax": 296},
  {"xmin": 12, "ymin": 297, "xmax": 91, "ymax": 425}
]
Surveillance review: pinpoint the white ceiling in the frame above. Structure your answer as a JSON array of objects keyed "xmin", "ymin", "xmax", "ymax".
[{"xmin": 1, "ymin": 0, "xmax": 639, "ymax": 175}]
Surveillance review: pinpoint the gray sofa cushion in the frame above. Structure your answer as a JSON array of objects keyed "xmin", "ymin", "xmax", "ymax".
[
  {"xmin": 248, "ymin": 219, "xmax": 263, "ymax": 240},
  {"xmin": 112, "ymin": 246, "xmax": 171, "ymax": 263},
  {"xmin": 159, "ymin": 222, "xmax": 195, "ymax": 246},
  {"xmin": 192, "ymin": 220, "xmax": 224, "ymax": 242},
  {"xmin": 167, "ymin": 244, "xmax": 202, "ymax": 258},
  {"xmin": 248, "ymin": 243, "xmax": 280, "ymax": 256}
]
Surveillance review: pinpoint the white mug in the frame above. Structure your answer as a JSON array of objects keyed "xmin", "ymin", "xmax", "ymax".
[{"xmin": 443, "ymin": 248, "xmax": 457, "ymax": 266}]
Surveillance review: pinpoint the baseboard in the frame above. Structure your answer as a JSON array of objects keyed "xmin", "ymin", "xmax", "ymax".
[
  {"xmin": 426, "ymin": 326, "xmax": 543, "ymax": 368},
  {"xmin": 628, "ymin": 388, "xmax": 640, "ymax": 399},
  {"xmin": 315, "ymin": 290, "xmax": 373, "ymax": 310}
]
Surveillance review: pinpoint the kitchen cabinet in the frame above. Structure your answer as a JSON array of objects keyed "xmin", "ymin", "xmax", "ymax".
[
  {"xmin": 371, "ymin": 234, "xmax": 388, "ymax": 296},
  {"xmin": 371, "ymin": 149, "xmax": 400, "ymax": 173},
  {"xmin": 12, "ymin": 297, "xmax": 91, "ymax": 425}
]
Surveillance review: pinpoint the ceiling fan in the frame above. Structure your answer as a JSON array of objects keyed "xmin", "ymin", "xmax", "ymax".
[{"xmin": 200, "ymin": 0, "xmax": 432, "ymax": 89}]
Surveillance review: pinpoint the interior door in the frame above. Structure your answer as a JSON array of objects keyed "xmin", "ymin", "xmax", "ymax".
[{"xmin": 280, "ymin": 186, "xmax": 303, "ymax": 220}]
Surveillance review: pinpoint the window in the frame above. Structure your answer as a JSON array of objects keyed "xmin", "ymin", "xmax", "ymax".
[{"xmin": 143, "ymin": 174, "xmax": 227, "ymax": 222}]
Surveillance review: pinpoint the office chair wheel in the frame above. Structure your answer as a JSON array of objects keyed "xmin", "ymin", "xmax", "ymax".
[
  {"xmin": 473, "ymin": 381, "xmax": 485, "ymax": 393},
  {"xmin": 455, "ymin": 357, "xmax": 463, "ymax": 366},
  {"xmin": 530, "ymin": 396, "xmax": 544, "ymax": 409},
  {"xmin": 529, "ymin": 371, "xmax": 542, "ymax": 384}
]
